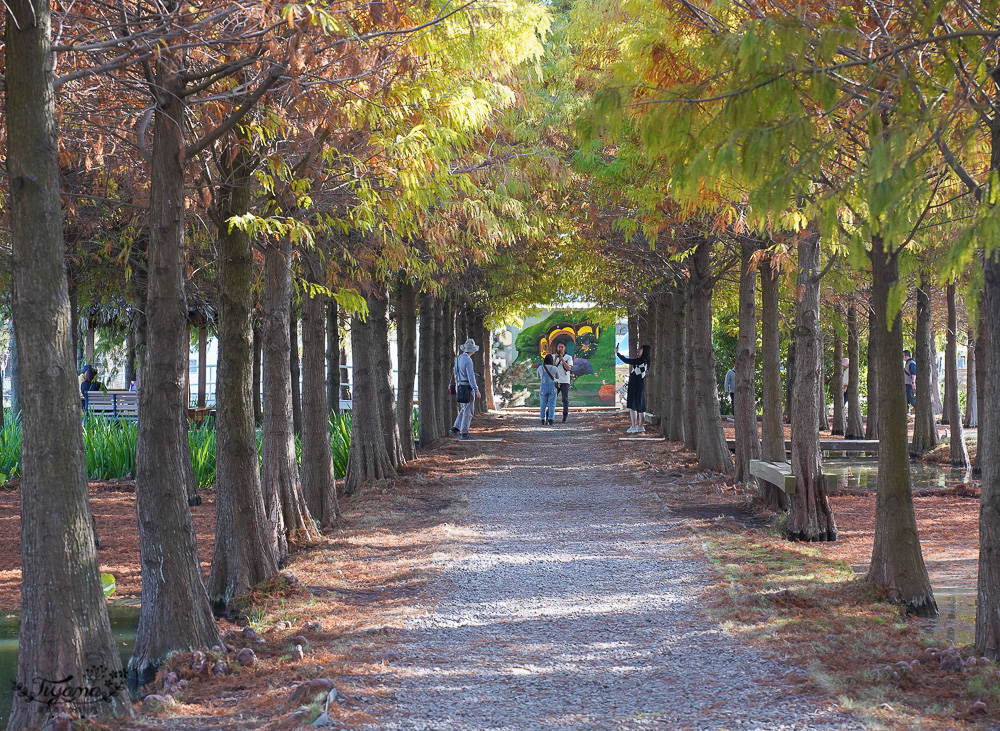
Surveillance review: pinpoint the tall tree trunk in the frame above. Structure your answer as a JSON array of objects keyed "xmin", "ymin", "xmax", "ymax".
[
  {"xmin": 668, "ymin": 290, "xmax": 686, "ymax": 443},
  {"xmin": 930, "ymin": 333, "xmax": 944, "ymax": 417},
  {"xmin": 207, "ymin": 139, "xmax": 279, "ymax": 612},
  {"xmin": 683, "ymin": 282, "xmax": 698, "ymax": 453},
  {"xmin": 946, "ymin": 283, "xmax": 970, "ymax": 467},
  {"xmin": 418, "ymin": 292, "xmax": 439, "ymax": 446},
  {"xmin": 131, "ymin": 44, "xmax": 221, "ymax": 677},
  {"xmin": 644, "ymin": 303, "xmax": 658, "ymax": 417},
  {"xmin": 197, "ymin": 325, "xmax": 208, "ymax": 408},
  {"xmin": 371, "ymin": 294, "xmax": 405, "ymax": 467},
  {"xmin": 327, "ymin": 299, "xmax": 341, "ymax": 416},
  {"xmin": 344, "ymin": 307, "xmax": 397, "ymax": 493},
  {"xmin": 784, "ymin": 339, "xmax": 795, "ymax": 425},
  {"xmin": 911, "ymin": 275, "xmax": 939, "ymax": 456},
  {"xmin": 974, "ymin": 324, "xmax": 985, "ymax": 479},
  {"xmin": 655, "ymin": 292, "xmax": 671, "ymax": 437},
  {"xmin": 866, "ymin": 237, "xmax": 937, "ymax": 616},
  {"xmin": 126, "ymin": 328, "xmax": 137, "ymax": 389},
  {"xmin": 10, "ymin": 327, "xmax": 22, "ymax": 419},
  {"xmin": 734, "ymin": 240, "xmax": 762, "ymax": 486},
  {"xmin": 86, "ymin": 325, "xmax": 95, "ymax": 365},
  {"xmin": 69, "ymin": 274, "xmax": 79, "ymax": 372},
  {"xmin": 483, "ymin": 324, "xmax": 497, "ymax": 411},
  {"xmin": 977, "ymin": 249, "xmax": 1000, "ymax": 656},
  {"xmin": 396, "ymin": 281, "xmax": 417, "ymax": 460},
  {"xmin": 252, "ymin": 321, "xmax": 263, "ymax": 425},
  {"xmin": 690, "ymin": 238, "xmax": 732, "ymax": 472},
  {"xmin": 846, "ymin": 302, "xmax": 865, "ymax": 438},
  {"xmin": 817, "ymin": 326, "xmax": 829, "ymax": 431},
  {"xmin": 760, "ymin": 257, "xmax": 788, "ymax": 510},
  {"xmin": 290, "ymin": 312, "xmax": 302, "ymax": 435},
  {"xmin": 301, "ymin": 264, "xmax": 339, "ymax": 526},
  {"xmin": 262, "ymin": 238, "xmax": 318, "ymax": 560},
  {"xmin": 787, "ymin": 230, "xmax": 836, "ymax": 542},
  {"xmin": 964, "ymin": 326, "xmax": 978, "ymax": 428},
  {"xmin": 435, "ymin": 297, "xmax": 451, "ymax": 439},
  {"xmin": 471, "ymin": 309, "xmax": 488, "ymax": 415},
  {"xmin": 865, "ymin": 302, "xmax": 880, "ymax": 440},
  {"xmin": 832, "ymin": 332, "xmax": 845, "ymax": 436},
  {"xmin": 5, "ymin": 6, "xmax": 133, "ymax": 722}
]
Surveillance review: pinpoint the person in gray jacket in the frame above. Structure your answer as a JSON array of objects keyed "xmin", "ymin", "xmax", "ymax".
[{"xmin": 450, "ymin": 338, "xmax": 482, "ymax": 439}]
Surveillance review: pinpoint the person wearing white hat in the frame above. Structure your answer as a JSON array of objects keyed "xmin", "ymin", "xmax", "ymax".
[
  {"xmin": 450, "ymin": 338, "xmax": 482, "ymax": 439},
  {"xmin": 841, "ymin": 357, "xmax": 849, "ymax": 405}
]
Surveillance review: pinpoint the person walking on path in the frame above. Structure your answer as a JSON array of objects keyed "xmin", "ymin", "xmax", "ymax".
[
  {"xmin": 450, "ymin": 339, "xmax": 481, "ymax": 439},
  {"xmin": 537, "ymin": 354, "xmax": 559, "ymax": 425},
  {"xmin": 903, "ymin": 349, "xmax": 917, "ymax": 412},
  {"xmin": 723, "ymin": 365, "xmax": 736, "ymax": 413},
  {"xmin": 551, "ymin": 341, "xmax": 573, "ymax": 423},
  {"xmin": 616, "ymin": 343, "xmax": 650, "ymax": 433},
  {"xmin": 842, "ymin": 357, "xmax": 849, "ymax": 404}
]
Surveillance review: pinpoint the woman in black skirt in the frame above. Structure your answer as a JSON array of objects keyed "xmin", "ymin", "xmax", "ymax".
[{"xmin": 616, "ymin": 343, "xmax": 651, "ymax": 433}]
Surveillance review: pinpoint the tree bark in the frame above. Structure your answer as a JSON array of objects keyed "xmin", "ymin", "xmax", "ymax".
[
  {"xmin": 866, "ymin": 236, "xmax": 937, "ymax": 616},
  {"xmin": 5, "ymin": 5, "xmax": 134, "ymax": 721},
  {"xmin": 301, "ymin": 265, "xmax": 339, "ymax": 527},
  {"xmin": 759, "ymin": 256, "xmax": 788, "ymax": 510},
  {"xmin": 207, "ymin": 139, "xmax": 279, "ymax": 612},
  {"xmin": 846, "ymin": 301, "xmax": 865, "ymax": 438},
  {"xmin": 126, "ymin": 328, "xmax": 137, "ymax": 390},
  {"xmin": 262, "ymin": 238, "xmax": 318, "ymax": 559},
  {"xmin": 655, "ymin": 291, "xmax": 671, "ymax": 437},
  {"xmin": 290, "ymin": 312, "xmax": 302, "ymax": 435},
  {"xmin": 436, "ymin": 297, "xmax": 452, "ymax": 439},
  {"xmin": 734, "ymin": 240, "xmax": 762, "ymax": 486},
  {"xmin": 787, "ymin": 230, "xmax": 836, "ymax": 541},
  {"xmin": 784, "ymin": 339, "xmax": 795, "ymax": 425},
  {"xmin": 252, "ymin": 321, "xmax": 263, "ymax": 425},
  {"xmin": 396, "ymin": 281, "xmax": 417, "ymax": 460},
  {"xmin": 371, "ymin": 293, "xmax": 405, "ymax": 466},
  {"xmin": 690, "ymin": 238, "xmax": 732, "ymax": 472},
  {"xmin": 628, "ymin": 313, "xmax": 638, "ymax": 358},
  {"xmin": 832, "ymin": 332, "xmax": 845, "ymax": 436},
  {"xmin": 974, "ymin": 323, "xmax": 985, "ymax": 480},
  {"xmin": 818, "ymin": 326, "xmax": 829, "ymax": 432},
  {"xmin": 964, "ymin": 326, "xmax": 978, "ymax": 429},
  {"xmin": 471, "ymin": 309, "xmax": 489, "ymax": 415},
  {"xmin": 197, "ymin": 326, "xmax": 208, "ymax": 408},
  {"xmin": 977, "ymin": 250, "xmax": 1000, "ymax": 656},
  {"xmin": 946, "ymin": 282, "xmax": 970, "ymax": 467},
  {"xmin": 131, "ymin": 44, "xmax": 221, "ymax": 676},
  {"xmin": 668, "ymin": 290, "xmax": 686, "ymax": 443},
  {"xmin": 865, "ymin": 302, "xmax": 880, "ymax": 440},
  {"xmin": 344, "ymin": 306, "xmax": 397, "ymax": 493},
  {"xmin": 327, "ymin": 299, "xmax": 341, "ymax": 416},
  {"xmin": 418, "ymin": 292, "xmax": 439, "ymax": 446},
  {"xmin": 9, "ymin": 328, "xmax": 21, "ymax": 419},
  {"xmin": 911, "ymin": 275, "xmax": 939, "ymax": 456},
  {"xmin": 683, "ymin": 282, "xmax": 698, "ymax": 453}
]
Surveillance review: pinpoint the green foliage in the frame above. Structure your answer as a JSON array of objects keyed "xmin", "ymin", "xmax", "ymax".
[
  {"xmin": 189, "ymin": 423, "xmax": 217, "ymax": 488},
  {"xmin": 329, "ymin": 412, "xmax": 352, "ymax": 480}
]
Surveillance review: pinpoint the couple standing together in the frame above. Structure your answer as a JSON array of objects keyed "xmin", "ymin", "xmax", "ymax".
[{"xmin": 536, "ymin": 342, "xmax": 573, "ymax": 425}]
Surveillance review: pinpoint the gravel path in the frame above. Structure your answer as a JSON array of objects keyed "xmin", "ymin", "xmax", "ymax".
[{"xmin": 361, "ymin": 414, "xmax": 863, "ymax": 731}]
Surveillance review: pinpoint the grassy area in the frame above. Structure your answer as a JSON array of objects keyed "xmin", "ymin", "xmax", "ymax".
[
  {"xmin": 698, "ymin": 516, "xmax": 1000, "ymax": 730},
  {"xmin": 0, "ymin": 410, "xmax": 353, "ymax": 487}
]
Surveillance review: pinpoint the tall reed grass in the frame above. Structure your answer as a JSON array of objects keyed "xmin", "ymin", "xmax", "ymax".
[{"xmin": 0, "ymin": 409, "xmax": 354, "ymax": 487}]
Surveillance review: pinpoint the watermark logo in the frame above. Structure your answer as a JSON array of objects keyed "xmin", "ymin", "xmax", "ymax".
[{"xmin": 12, "ymin": 664, "xmax": 126, "ymax": 709}]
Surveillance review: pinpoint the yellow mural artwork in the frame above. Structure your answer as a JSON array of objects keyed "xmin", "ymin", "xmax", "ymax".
[{"xmin": 538, "ymin": 325, "xmax": 601, "ymax": 356}]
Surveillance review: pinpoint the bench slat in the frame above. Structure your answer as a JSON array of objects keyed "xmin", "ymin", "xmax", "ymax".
[{"xmin": 749, "ymin": 460, "xmax": 841, "ymax": 495}]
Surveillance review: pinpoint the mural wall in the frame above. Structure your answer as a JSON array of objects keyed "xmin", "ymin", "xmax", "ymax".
[{"xmin": 511, "ymin": 309, "xmax": 617, "ymax": 406}]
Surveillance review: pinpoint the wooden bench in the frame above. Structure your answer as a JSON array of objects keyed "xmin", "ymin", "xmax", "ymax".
[
  {"xmin": 728, "ymin": 439, "xmax": 879, "ymax": 454},
  {"xmin": 749, "ymin": 460, "xmax": 840, "ymax": 495},
  {"xmin": 83, "ymin": 391, "xmax": 139, "ymax": 421}
]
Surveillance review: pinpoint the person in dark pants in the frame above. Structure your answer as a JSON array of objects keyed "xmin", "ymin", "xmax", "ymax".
[
  {"xmin": 903, "ymin": 349, "xmax": 917, "ymax": 412},
  {"xmin": 616, "ymin": 343, "xmax": 651, "ymax": 433},
  {"xmin": 551, "ymin": 341, "xmax": 573, "ymax": 423}
]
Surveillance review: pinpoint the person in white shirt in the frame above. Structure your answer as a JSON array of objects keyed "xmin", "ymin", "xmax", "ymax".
[{"xmin": 551, "ymin": 341, "xmax": 573, "ymax": 423}]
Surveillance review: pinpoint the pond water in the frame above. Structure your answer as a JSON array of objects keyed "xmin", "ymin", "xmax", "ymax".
[
  {"xmin": 0, "ymin": 603, "xmax": 139, "ymax": 725},
  {"xmin": 824, "ymin": 456, "xmax": 977, "ymax": 645},
  {"xmin": 823, "ymin": 456, "xmax": 972, "ymax": 493}
]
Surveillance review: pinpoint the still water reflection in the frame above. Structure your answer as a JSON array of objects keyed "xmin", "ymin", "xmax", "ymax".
[{"xmin": 0, "ymin": 604, "xmax": 139, "ymax": 724}]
